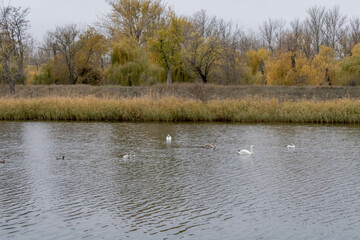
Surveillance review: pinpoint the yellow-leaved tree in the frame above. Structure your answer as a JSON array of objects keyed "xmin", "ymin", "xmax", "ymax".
[
  {"xmin": 148, "ymin": 13, "xmax": 187, "ymax": 84},
  {"xmin": 266, "ymin": 51, "xmax": 316, "ymax": 85},
  {"xmin": 337, "ymin": 43, "xmax": 360, "ymax": 85},
  {"xmin": 311, "ymin": 46, "xmax": 337, "ymax": 85},
  {"xmin": 266, "ymin": 51, "xmax": 294, "ymax": 85},
  {"xmin": 75, "ymin": 27, "xmax": 109, "ymax": 85},
  {"xmin": 105, "ymin": 0, "xmax": 166, "ymax": 46},
  {"xmin": 245, "ymin": 48, "xmax": 270, "ymax": 84}
]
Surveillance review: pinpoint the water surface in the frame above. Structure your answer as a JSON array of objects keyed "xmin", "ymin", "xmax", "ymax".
[{"xmin": 1, "ymin": 122, "xmax": 360, "ymax": 239}]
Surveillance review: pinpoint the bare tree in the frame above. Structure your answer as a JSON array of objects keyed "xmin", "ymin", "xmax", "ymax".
[
  {"xmin": 305, "ymin": 5, "xmax": 326, "ymax": 55},
  {"xmin": 302, "ymin": 27, "xmax": 313, "ymax": 58},
  {"xmin": 259, "ymin": 18, "xmax": 283, "ymax": 51},
  {"xmin": 238, "ymin": 30, "xmax": 261, "ymax": 55},
  {"xmin": 48, "ymin": 24, "xmax": 83, "ymax": 84},
  {"xmin": 285, "ymin": 18, "xmax": 303, "ymax": 52},
  {"xmin": 217, "ymin": 19, "xmax": 243, "ymax": 84},
  {"xmin": 274, "ymin": 19, "xmax": 287, "ymax": 52},
  {"xmin": 183, "ymin": 10, "xmax": 222, "ymax": 83},
  {"xmin": 0, "ymin": 4, "xmax": 29, "ymax": 94},
  {"xmin": 350, "ymin": 18, "xmax": 360, "ymax": 47},
  {"xmin": 40, "ymin": 31, "xmax": 58, "ymax": 59},
  {"xmin": 323, "ymin": 6, "xmax": 347, "ymax": 56}
]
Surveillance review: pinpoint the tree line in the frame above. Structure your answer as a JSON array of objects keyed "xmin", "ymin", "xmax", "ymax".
[{"xmin": 1, "ymin": 0, "xmax": 360, "ymax": 94}]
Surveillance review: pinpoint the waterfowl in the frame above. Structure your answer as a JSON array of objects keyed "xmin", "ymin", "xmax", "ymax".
[
  {"xmin": 202, "ymin": 144, "xmax": 216, "ymax": 150},
  {"xmin": 166, "ymin": 134, "xmax": 172, "ymax": 142},
  {"xmin": 286, "ymin": 144, "xmax": 295, "ymax": 148},
  {"xmin": 56, "ymin": 156, "xmax": 65, "ymax": 160},
  {"xmin": 0, "ymin": 160, "xmax": 5, "ymax": 164},
  {"xmin": 238, "ymin": 145, "xmax": 254, "ymax": 155},
  {"xmin": 123, "ymin": 154, "xmax": 135, "ymax": 159}
]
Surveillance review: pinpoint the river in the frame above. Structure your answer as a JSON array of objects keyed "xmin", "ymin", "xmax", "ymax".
[{"xmin": 1, "ymin": 122, "xmax": 360, "ymax": 239}]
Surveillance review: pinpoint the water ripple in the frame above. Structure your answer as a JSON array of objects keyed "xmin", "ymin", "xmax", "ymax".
[{"xmin": 1, "ymin": 122, "xmax": 360, "ymax": 239}]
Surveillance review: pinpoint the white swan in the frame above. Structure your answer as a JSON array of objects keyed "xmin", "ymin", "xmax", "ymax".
[
  {"xmin": 123, "ymin": 154, "xmax": 135, "ymax": 159},
  {"xmin": 238, "ymin": 145, "xmax": 254, "ymax": 155},
  {"xmin": 286, "ymin": 144, "xmax": 295, "ymax": 148},
  {"xmin": 166, "ymin": 134, "xmax": 172, "ymax": 142}
]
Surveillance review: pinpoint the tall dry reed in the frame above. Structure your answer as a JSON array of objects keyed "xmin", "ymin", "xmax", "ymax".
[{"xmin": 0, "ymin": 96, "xmax": 359, "ymax": 123}]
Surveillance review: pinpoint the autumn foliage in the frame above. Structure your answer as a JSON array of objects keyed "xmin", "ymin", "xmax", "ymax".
[{"xmin": 3, "ymin": 1, "xmax": 360, "ymax": 88}]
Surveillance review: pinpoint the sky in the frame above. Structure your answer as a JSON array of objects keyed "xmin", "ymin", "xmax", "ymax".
[{"xmin": 7, "ymin": 0, "xmax": 360, "ymax": 42}]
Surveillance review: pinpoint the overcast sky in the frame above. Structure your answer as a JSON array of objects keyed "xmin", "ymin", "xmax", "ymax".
[{"xmin": 7, "ymin": 0, "xmax": 360, "ymax": 41}]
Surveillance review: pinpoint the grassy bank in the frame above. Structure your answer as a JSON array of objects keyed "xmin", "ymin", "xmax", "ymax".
[
  {"xmin": 0, "ymin": 96, "xmax": 359, "ymax": 123},
  {"xmin": 2, "ymin": 84, "xmax": 360, "ymax": 101}
]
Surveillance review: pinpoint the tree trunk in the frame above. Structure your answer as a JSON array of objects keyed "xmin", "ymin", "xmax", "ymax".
[
  {"xmin": 18, "ymin": 60, "xmax": 25, "ymax": 85},
  {"xmin": 166, "ymin": 68, "xmax": 172, "ymax": 85},
  {"xmin": 198, "ymin": 72, "xmax": 207, "ymax": 83},
  {"xmin": 2, "ymin": 57, "xmax": 15, "ymax": 94},
  {"xmin": 195, "ymin": 67, "xmax": 207, "ymax": 83},
  {"xmin": 9, "ymin": 79, "xmax": 15, "ymax": 95},
  {"xmin": 325, "ymin": 67, "xmax": 332, "ymax": 86},
  {"xmin": 291, "ymin": 54, "xmax": 296, "ymax": 70},
  {"xmin": 69, "ymin": 66, "xmax": 75, "ymax": 84},
  {"xmin": 259, "ymin": 59, "xmax": 265, "ymax": 75}
]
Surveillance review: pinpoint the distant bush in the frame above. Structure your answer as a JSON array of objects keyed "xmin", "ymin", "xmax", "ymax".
[
  {"xmin": 33, "ymin": 62, "xmax": 55, "ymax": 85},
  {"xmin": 76, "ymin": 67, "xmax": 103, "ymax": 85}
]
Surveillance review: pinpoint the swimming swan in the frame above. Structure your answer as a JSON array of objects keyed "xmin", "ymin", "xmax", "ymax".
[
  {"xmin": 123, "ymin": 154, "xmax": 135, "ymax": 159},
  {"xmin": 238, "ymin": 145, "xmax": 254, "ymax": 155},
  {"xmin": 202, "ymin": 144, "xmax": 216, "ymax": 150},
  {"xmin": 56, "ymin": 156, "xmax": 65, "ymax": 160},
  {"xmin": 166, "ymin": 134, "xmax": 172, "ymax": 142},
  {"xmin": 286, "ymin": 144, "xmax": 295, "ymax": 148}
]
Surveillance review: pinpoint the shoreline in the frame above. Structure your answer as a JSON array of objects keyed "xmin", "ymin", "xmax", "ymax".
[{"xmin": 2, "ymin": 84, "xmax": 360, "ymax": 101}]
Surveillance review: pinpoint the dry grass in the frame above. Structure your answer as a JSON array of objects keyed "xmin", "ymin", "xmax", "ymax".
[
  {"xmin": 0, "ymin": 96, "xmax": 359, "ymax": 123},
  {"xmin": 2, "ymin": 83, "xmax": 360, "ymax": 101}
]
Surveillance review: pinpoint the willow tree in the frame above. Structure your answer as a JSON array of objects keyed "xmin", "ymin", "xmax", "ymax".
[
  {"xmin": 0, "ymin": 5, "xmax": 29, "ymax": 94},
  {"xmin": 337, "ymin": 43, "xmax": 360, "ymax": 85},
  {"xmin": 107, "ymin": 37, "xmax": 162, "ymax": 86},
  {"xmin": 311, "ymin": 46, "xmax": 337, "ymax": 85}
]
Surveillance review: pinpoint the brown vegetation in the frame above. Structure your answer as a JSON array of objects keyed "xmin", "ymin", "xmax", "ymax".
[
  {"xmin": 1, "ymin": 95, "xmax": 359, "ymax": 123},
  {"xmin": 1, "ymin": 84, "xmax": 360, "ymax": 101}
]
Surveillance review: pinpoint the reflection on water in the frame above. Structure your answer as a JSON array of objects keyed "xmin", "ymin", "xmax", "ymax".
[{"xmin": 1, "ymin": 122, "xmax": 360, "ymax": 239}]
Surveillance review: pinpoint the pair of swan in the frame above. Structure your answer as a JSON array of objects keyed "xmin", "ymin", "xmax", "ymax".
[
  {"xmin": 237, "ymin": 144, "xmax": 295, "ymax": 155},
  {"xmin": 123, "ymin": 154, "xmax": 135, "ymax": 159}
]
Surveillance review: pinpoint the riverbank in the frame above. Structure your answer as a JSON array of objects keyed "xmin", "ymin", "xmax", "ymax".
[
  {"xmin": 1, "ymin": 84, "xmax": 360, "ymax": 101},
  {"xmin": 0, "ymin": 96, "xmax": 359, "ymax": 123}
]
